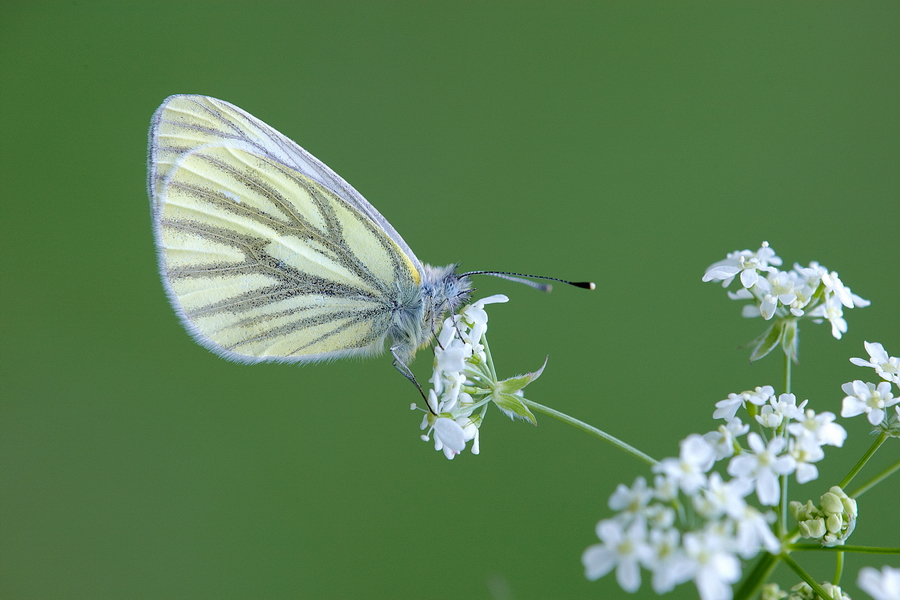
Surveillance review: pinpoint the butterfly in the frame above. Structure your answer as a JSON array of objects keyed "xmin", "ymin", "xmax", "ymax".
[{"xmin": 148, "ymin": 95, "xmax": 592, "ymax": 388}]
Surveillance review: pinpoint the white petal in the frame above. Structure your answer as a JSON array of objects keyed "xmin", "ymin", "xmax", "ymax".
[
  {"xmin": 865, "ymin": 341, "xmax": 889, "ymax": 362},
  {"xmin": 841, "ymin": 397, "xmax": 866, "ymax": 418},
  {"xmin": 756, "ymin": 469, "xmax": 780, "ymax": 506},
  {"xmin": 867, "ymin": 408, "xmax": 886, "ymax": 426},
  {"xmin": 472, "ymin": 294, "xmax": 509, "ymax": 307},
  {"xmin": 582, "ymin": 546, "xmax": 617, "ymax": 581},
  {"xmin": 616, "ymin": 557, "xmax": 642, "ymax": 593},
  {"xmin": 703, "ymin": 262, "xmax": 740, "ymax": 282},
  {"xmin": 740, "ymin": 269, "xmax": 759, "ymax": 288},
  {"xmin": 795, "ymin": 462, "xmax": 818, "ymax": 484},
  {"xmin": 433, "ymin": 418, "xmax": 466, "ymax": 452}
]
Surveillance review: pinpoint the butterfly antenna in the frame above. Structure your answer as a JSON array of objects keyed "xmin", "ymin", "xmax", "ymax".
[{"xmin": 460, "ymin": 271, "xmax": 596, "ymax": 293}]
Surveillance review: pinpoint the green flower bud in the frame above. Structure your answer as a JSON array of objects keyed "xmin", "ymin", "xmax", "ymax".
[
  {"xmin": 826, "ymin": 513, "xmax": 843, "ymax": 534},
  {"xmin": 799, "ymin": 518, "xmax": 826, "ymax": 539},
  {"xmin": 821, "ymin": 492, "xmax": 843, "ymax": 515}
]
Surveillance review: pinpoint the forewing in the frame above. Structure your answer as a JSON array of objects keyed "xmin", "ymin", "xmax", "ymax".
[{"xmin": 148, "ymin": 97, "xmax": 421, "ymax": 363}]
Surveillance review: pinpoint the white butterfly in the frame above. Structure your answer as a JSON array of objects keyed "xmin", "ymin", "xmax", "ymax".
[{"xmin": 148, "ymin": 95, "xmax": 591, "ymax": 385}]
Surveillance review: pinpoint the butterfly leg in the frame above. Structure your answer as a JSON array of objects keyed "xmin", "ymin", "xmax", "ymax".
[{"xmin": 390, "ymin": 346, "xmax": 435, "ymax": 413}]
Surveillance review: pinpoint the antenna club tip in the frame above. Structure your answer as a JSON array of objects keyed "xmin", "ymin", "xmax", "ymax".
[
  {"xmin": 571, "ymin": 281, "xmax": 596, "ymax": 290},
  {"xmin": 587, "ymin": 282, "xmax": 596, "ymax": 290}
]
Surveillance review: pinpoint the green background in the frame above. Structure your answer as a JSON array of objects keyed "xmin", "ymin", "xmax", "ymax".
[{"xmin": 2, "ymin": 2, "xmax": 898, "ymax": 598}]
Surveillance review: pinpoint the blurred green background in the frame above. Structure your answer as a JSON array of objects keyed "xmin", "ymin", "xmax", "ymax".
[{"xmin": 2, "ymin": 2, "xmax": 898, "ymax": 598}]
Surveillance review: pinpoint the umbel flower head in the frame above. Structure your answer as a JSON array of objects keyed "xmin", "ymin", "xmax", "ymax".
[
  {"xmin": 702, "ymin": 242, "xmax": 869, "ymax": 362},
  {"xmin": 413, "ymin": 295, "xmax": 546, "ymax": 459},
  {"xmin": 582, "ymin": 380, "xmax": 855, "ymax": 600}
]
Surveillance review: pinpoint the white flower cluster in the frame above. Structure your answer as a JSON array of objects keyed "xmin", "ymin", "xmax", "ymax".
[
  {"xmin": 582, "ymin": 386, "xmax": 849, "ymax": 600},
  {"xmin": 414, "ymin": 294, "xmax": 545, "ymax": 459},
  {"xmin": 703, "ymin": 242, "xmax": 869, "ymax": 341},
  {"xmin": 415, "ymin": 295, "xmax": 508, "ymax": 459}
]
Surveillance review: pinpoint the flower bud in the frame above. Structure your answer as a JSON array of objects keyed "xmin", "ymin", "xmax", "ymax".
[
  {"xmin": 821, "ymin": 492, "xmax": 843, "ymax": 514},
  {"xmin": 826, "ymin": 513, "xmax": 843, "ymax": 534},
  {"xmin": 799, "ymin": 518, "xmax": 826, "ymax": 539}
]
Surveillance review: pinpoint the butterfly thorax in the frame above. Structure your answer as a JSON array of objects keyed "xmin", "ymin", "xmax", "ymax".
[{"xmin": 388, "ymin": 263, "xmax": 472, "ymax": 365}]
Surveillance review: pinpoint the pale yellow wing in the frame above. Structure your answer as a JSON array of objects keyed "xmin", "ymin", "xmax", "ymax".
[{"xmin": 148, "ymin": 95, "xmax": 421, "ymax": 363}]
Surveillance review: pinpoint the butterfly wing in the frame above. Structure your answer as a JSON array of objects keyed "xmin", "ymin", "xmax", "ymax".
[{"xmin": 148, "ymin": 95, "xmax": 423, "ymax": 363}]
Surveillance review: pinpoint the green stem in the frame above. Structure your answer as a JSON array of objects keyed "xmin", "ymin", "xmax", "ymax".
[
  {"xmin": 839, "ymin": 432, "xmax": 888, "ymax": 489},
  {"xmin": 833, "ymin": 550, "xmax": 843, "ymax": 586},
  {"xmin": 522, "ymin": 399, "xmax": 657, "ymax": 466},
  {"xmin": 849, "ymin": 457, "xmax": 900, "ymax": 498},
  {"xmin": 480, "ymin": 334, "xmax": 498, "ymax": 381},
  {"xmin": 781, "ymin": 552, "xmax": 832, "ymax": 599},
  {"xmin": 776, "ymin": 349, "xmax": 792, "ymax": 537},
  {"xmin": 778, "ymin": 474, "xmax": 788, "ymax": 538},
  {"xmin": 783, "ymin": 349, "xmax": 792, "ymax": 395},
  {"xmin": 734, "ymin": 552, "xmax": 780, "ymax": 600},
  {"xmin": 787, "ymin": 544, "xmax": 900, "ymax": 554}
]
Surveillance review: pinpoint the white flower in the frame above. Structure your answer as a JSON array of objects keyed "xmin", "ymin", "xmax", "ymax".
[
  {"xmin": 682, "ymin": 529, "xmax": 743, "ymax": 600},
  {"xmin": 728, "ymin": 433, "xmax": 796, "ymax": 506},
  {"xmin": 808, "ymin": 294, "xmax": 849, "ymax": 340},
  {"xmin": 793, "ymin": 261, "xmax": 827, "ymax": 287},
  {"xmin": 702, "ymin": 242, "xmax": 781, "ymax": 288},
  {"xmin": 431, "ymin": 417, "xmax": 467, "ymax": 458},
  {"xmin": 418, "ymin": 390, "xmax": 479, "ymax": 459},
  {"xmin": 841, "ymin": 380, "xmax": 898, "ymax": 426},
  {"xmin": 646, "ymin": 527, "xmax": 694, "ymax": 594},
  {"xmin": 582, "ymin": 518, "xmax": 653, "ymax": 592},
  {"xmin": 759, "ymin": 271, "xmax": 798, "ymax": 320},
  {"xmin": 774, "ymin": 393, "xmax": 806, "ymax": 419},
  {"xmin": 433, "ymin": 337, "xmax": 468, "ymax": 375},
  {"xmin": 851, "ymin": 342, "xmax": 900, "ymax": 385},
  {"xmin": 704, "ymin": 418, "xmax": 750, "ymax": 460},
  {"xmin": 858, "ymin": 565, "xmax": 900, "ymax": 600},
  {"xmin": 787, "ymin": 409, "xmax": 846, "ymax": 448},
  {"xmin": 734, "ymin": 505, "xmax": 780, "ymax": 557},
  {"xmin": 645, "ymin": 503, "xmax": 676, "ymax": 530},
  {"xmin": 461, "ymin": 294, "xmax": 507, "ymax": 343},
  {"xmin": 693, "ymin": 473, "xmax": 751, "ymax": 520},
  {"xmin": 755, "ymin": 405, "xmax": 784, "ymax": 430},
  {"xmin": 653, "ymin": 473, "xmax": 679, "ymax": 502},
  {"xmin": 821, "ymin": 269, "xmax": 869, "ymax": 309},
  {"xmin": 755, "ymin": 393, "xmax": 806, "ymax": 430},
  {"xmin": 609, "ymin": 476, "xmax": 653, "ymax": 524},
  {"xmin": 788, "ymin": 436, "xmax": 825, "ymax": 484},
  {"xmin": 714, "ymin": 386, "xmax": 775, "ymax": 421},
  {"xmin": 653, "ymin": 434, "xmax": 716, "ymax": 495}
]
